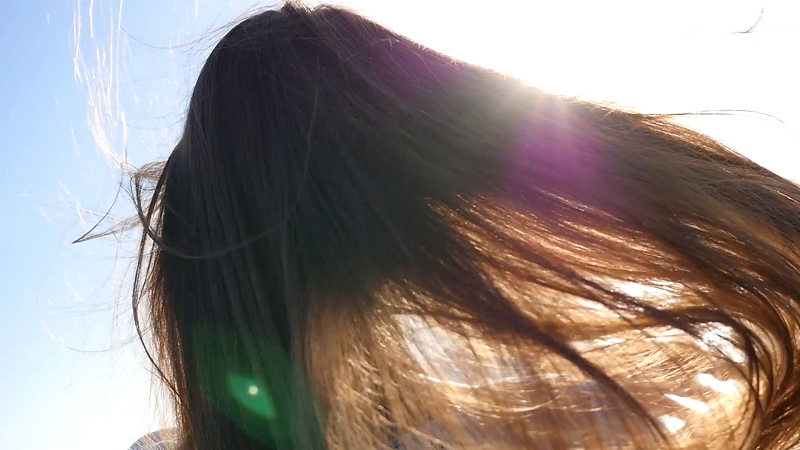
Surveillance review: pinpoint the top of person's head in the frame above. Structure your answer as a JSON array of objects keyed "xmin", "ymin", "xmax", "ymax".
[{"xmin": 121, "ymin": 2, "xmax": 800, "ymax": 449}]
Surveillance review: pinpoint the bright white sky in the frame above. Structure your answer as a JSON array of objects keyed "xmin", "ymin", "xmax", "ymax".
[
  {"xmin": 2, "ymin": 1, "xmax": 799, "ymax": 449},
  {"xmin": 350, "ymin": 0, "xmax": 800, "ymax": 181}
]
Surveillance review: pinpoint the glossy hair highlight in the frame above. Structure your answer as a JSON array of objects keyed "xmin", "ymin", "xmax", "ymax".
[{"xmin": 126, "ymin": 2, "xmax": 800, "ymax": 449}]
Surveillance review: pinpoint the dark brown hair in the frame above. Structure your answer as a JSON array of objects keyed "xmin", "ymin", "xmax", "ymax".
[{"xmin": 122, "ymin": 2, "xmax": 800, "ymax": 448}]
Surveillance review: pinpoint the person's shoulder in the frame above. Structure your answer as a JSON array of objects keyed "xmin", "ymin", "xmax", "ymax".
[{"xmin": 128, "ymin": 429, "xmax": 179, "ymax": 450}]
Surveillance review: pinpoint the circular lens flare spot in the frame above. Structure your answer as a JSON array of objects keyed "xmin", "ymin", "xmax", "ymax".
[{"xmin": 226, "ymin": 373, "xmax": 277, "ymax": 419}]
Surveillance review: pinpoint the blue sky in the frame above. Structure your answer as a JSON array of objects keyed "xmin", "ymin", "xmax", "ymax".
[
  {"xmin": 0, "ymin": 1, "xmax": 135, "ymax": 447},
  {"xmin": 0, "ymin": 1, "xmax": 259, "ymax": 448},
  {"xmin": 1, "ymin": 1, "xmax": 798, "ymax": 449}
]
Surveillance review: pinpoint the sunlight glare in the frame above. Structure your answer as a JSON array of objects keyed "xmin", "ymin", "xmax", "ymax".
[{"xmin": 350, "ymin": 0, "xmax": 799, "ymax": 181}]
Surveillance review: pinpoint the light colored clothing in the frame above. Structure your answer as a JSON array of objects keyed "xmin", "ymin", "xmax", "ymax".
[{"xmin": 128, "ymin": 430, "xmax": 178, "ymax": 450}]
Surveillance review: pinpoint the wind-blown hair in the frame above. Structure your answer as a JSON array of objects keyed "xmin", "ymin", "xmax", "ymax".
[{"xmin": 125, "ymin": 2, "xmax": 800, "ymax": 448}]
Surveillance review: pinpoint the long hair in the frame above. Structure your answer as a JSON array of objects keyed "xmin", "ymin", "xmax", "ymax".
[{"xmin": 126, "ymin": 2, "xmax": 800, "ymax": 448}]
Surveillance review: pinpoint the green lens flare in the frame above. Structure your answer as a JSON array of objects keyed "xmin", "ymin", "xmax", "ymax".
[{"xmin": 226, "ymin": 373, "xmax": 277, "ymax": 419}]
